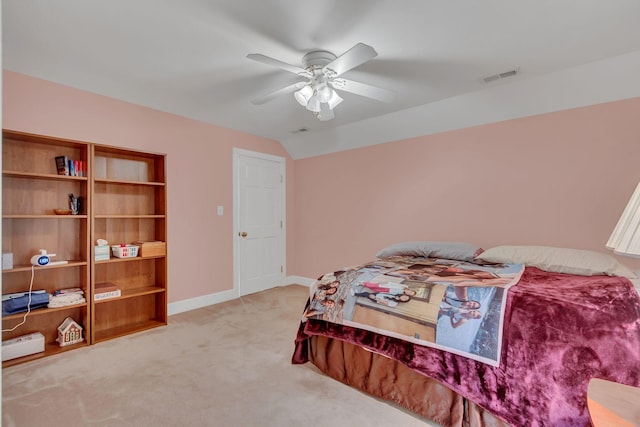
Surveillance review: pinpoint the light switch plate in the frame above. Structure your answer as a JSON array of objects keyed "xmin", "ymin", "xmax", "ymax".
[{"xmin": 217, "ymin": 206, "xmax": 224, "ymax": 216}]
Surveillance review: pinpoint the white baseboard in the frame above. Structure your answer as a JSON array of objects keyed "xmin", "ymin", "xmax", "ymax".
[
  {"xmin": 168, "ymin": 275, "xmax": 315, "ymax": 315},
  {"xmin": 279, "ymin": 275, "xmax": 315, "ymax": 287},
  {"xmin": 168, "ymin": 288, "xmax": 238, "ymax": 316}
]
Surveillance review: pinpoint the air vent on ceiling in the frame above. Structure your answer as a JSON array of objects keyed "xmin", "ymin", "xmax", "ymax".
[
  {"xmin": 290, "ymin": 127, "xmax": 309, "ymax": 134},
  {"xmin": 482, "ymin": 67, "xmax": 519, "ymax": 84}
]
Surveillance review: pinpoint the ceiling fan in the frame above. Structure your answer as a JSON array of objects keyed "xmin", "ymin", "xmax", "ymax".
[{"xmin": 247, "ymin": 43, "xmax": 394, "ymax": 121}]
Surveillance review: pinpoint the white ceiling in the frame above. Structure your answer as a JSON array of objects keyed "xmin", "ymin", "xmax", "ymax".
[{"xmin": 3, "ymin": 1, "xmax": 640, "ymax": 159}]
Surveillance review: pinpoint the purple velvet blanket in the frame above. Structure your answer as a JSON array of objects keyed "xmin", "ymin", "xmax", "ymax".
[{"xmin": 293, "ymin": 267, "xmax": 640, "ymax": 426}]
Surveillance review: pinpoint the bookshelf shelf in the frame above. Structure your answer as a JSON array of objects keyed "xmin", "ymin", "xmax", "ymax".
[
  {"xmin": 2, "ymin": 215, "xmax": 88, "ymax": 219},
  {"xmin": 2, "ymin": 261, "xmax": 88, "ymax": 273},
  {"xmin": 95, "ymin": 178, "xmax": 165, "ymax": 186},
  {"xmin": 2, "ymin": 170, "xmax": 88, "ymax": 181},
  {"xmin": 1, "ymin": 341, "xmax": 90, "ymax": 368},
  {"xmin": 94, "ymin": 320, "xmax": 165, "ymax": 343},
  {"xmin": 2, "ymin": 302, "xmax": 89, "ymax": 321},
  {"xmin": 94, "ymin": 214, "xmax": 165, "ymax": 219},
  {"xmin": 94, "ymin": 255, "xmax": 165, "ymax": 265},
  {"xmin": 93, "ymin": 286, "xmax": 165, "ymax": 304}
]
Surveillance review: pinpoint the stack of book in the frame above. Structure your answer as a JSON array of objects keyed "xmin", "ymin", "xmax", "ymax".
[
  {"xmin": 55, "ymin": 155, "xmax": 86, "ymax": 177},
  {"xmin": 94, "ymin": 282, "xmax": 121, "ymax": 301}
]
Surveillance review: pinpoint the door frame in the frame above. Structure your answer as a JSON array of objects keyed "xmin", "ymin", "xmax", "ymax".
[{"xmin": 232, "ymin": 148, "xmax": 286, "ymax": 296}]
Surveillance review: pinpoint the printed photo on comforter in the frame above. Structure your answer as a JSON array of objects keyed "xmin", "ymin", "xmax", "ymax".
[{"xmin": 304, "ymin": 256, "xmax": 524, "ymax": 366}]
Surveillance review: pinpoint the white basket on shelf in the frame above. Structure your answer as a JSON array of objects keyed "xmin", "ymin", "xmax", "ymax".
[{"xmin": 111, "ymin": 245, "xmax": 139, "ymax": 258}]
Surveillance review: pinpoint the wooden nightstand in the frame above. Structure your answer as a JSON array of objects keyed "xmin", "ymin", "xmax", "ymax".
[{"xmin": 587, "ymin": 378, "xmax": 640, "ymax": 426}]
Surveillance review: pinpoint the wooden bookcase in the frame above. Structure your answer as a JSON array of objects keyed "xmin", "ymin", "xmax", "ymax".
[
  {"xmin": 2, "ymin": 130, "xmax": 168, "ymax": 366},
  {"xmin": 90, "ymin": 144, "xmax": 167, "ymax": 343},
  {"xmin": 2, "ymin": 130, "xmax": 91, "ymax": 366}
]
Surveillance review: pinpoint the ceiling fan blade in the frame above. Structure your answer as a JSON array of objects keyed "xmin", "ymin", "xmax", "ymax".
[
  {"xmin": 250, "ymin": 81, "xmax": 308, "ymax": 105},
  {"xmin": 323, "ymin": 43, "xmax": 377, "ymax": 77},
  {"xmin": 331, "ymin": 78, "xmax": 395, "ymax": 103},
  {"xmin": 317, "ymin": 103, "xmax": 334, "ymax": 121},
  {"xmin": 246, "ymin": 53, "xmax": 311, "ymax": 77}
]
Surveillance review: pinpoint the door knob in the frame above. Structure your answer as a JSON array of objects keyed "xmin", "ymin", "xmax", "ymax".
[{"xmin": 239, "ymin": 231, "xmax": 248, "ymax": 237}]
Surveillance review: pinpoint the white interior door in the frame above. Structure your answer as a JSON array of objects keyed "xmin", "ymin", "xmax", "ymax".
[{"xmin": 233, "ymin": 149, "xmax": 285, "ymax": 296}]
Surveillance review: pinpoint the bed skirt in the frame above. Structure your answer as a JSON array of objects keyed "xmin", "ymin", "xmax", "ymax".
[{"xmin": 307, "ymin": 335, "xmax": 509, "ymax": 427}]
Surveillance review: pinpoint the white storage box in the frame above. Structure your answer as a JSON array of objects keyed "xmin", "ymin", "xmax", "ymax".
[
  {"xmin": 111, "ymin": 244, "xmax": 139, "ymax": 258},
  {"xmin": 2, "ymin": 252, "xmax": 14, "ymax": 270},
  {"xmin": 2, "ymin": 332, "xmax": 45, "ymax": 361}
]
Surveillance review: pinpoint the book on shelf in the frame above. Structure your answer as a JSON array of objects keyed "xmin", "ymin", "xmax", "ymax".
[
  {"xmin": 94, "ymin": 290, "xmax": 121, "ymax": 301},
  {"xmin": 55, "ymin": 156, "xmax": 69, "ymax": 176},
  {"xmin": 54, "ymin": 156, "xmax": 87, "ymax": 177},
  {"xmin": 94, "ymin": 282, "xmax": 121, "ymax": 301},
  {"xmin": 73, "ymin": 160, "xmax": 85, "ymax": 177},
  {"xmin": 95, "ymin": 282, "xmax": 118, "ymax": 293}
]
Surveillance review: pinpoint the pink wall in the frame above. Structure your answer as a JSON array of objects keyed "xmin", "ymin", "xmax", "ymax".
[
  {"xmin": 5, "ymin": 70, "xmax": 639, "ymax": 302},
  {"xmin": 3, "ymin": 71, "xmax": 295, "ymax": 302},
  {"xmin": 293, "ymin": 97, "xmax": 640, "ymax": 278}
]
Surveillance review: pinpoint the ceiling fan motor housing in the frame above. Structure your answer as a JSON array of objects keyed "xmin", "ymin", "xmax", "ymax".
[{"xmin": 302, "ymin": 50, "xmax": 337, "ymax": 71}]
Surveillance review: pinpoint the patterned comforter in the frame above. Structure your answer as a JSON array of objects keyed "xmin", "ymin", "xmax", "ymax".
[{"xmin": 293, "ymin": 260, "xmax": 640, "ymax": 426}]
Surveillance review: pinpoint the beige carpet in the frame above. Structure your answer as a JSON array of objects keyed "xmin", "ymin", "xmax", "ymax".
[{"xmin": 2, "ymin": 285, "xmax": 436, "ymax": 426}]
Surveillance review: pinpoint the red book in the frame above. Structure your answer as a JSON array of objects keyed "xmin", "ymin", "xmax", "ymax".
[{"xmin": 95, "ymin": 282, "xmax": 119, "ymax": 294}]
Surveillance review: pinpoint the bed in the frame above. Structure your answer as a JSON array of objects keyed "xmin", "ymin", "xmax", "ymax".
[{"xmin": 292, "ymin": 243, "xmax": 640, "ymax": 427}]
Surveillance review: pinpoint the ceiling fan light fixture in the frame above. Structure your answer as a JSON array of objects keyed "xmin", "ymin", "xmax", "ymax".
[
  {"xmin": 294, "ymin": 85, "xmax": 313, "ymax": 107},
  {"xmin": 317, "ymin": 109, "xmax": 332, "ymax": 121},
  {"xmin": 306, "ymin": 94, "xmax": 321, "ymax": 113},
  {"xmin": 317, "ymin": 85, "xmax": 333, "ymax": 103},
  {"xmin": 327, "ymin": 90, "xmax": 343, "ymax": 109}
]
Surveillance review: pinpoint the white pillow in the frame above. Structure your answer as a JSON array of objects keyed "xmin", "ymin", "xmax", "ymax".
[
  {"xmin": 376, "ymin": 241, "xmax": 483, "ymax": 262},
  {"xmin": 475, "ymin": 245, "xmax": 637, "ymax": 279}
]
